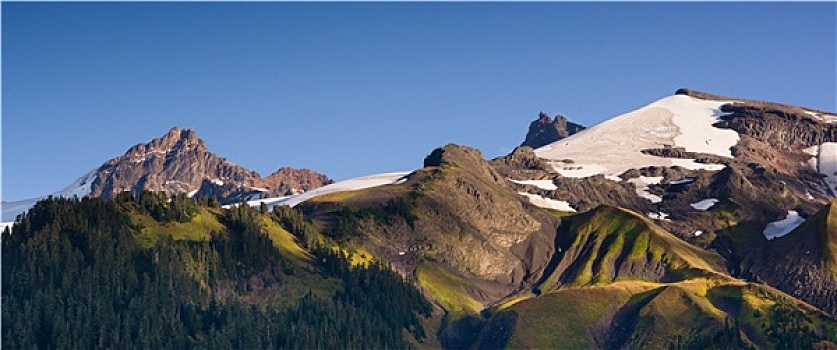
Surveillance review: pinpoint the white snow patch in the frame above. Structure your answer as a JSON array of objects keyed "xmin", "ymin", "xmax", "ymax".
[
  {"xmin": 3, "ymin": 169, "xmax": 100, "ymax": 222},
  {"xmin": 803, "ymin": 145, "xmax": 820, "ymax": 157},
  {"xmin": 518, "ymin": 192, "xmax": 577, "ymax": 212},
  {"xmin": 508, "ymin": 179, "xmax": 558, "ymax": 190},
  {"xmin": 669, "ymin": 177, "xmax": 694, "ymax": 185},
  {"xmin": 229, "ymin": 172, "xmax": 411, "ymax": 211},
  {"xmin": 2, "ymin": 198, "xmax": 41, "ymax": 222},
  {"xmin": 670, "ymin": 159, "xmax": 726, "ymax": 171},
  {"xmin": 605, "ymin": 175, "xmax": 623, "ymax": 182},
  {"xmin": 806, "ymin": 142, "xmax": 837, "ymax": 196},
  {"xmin": 805, "ymin": 110, "xmax": 837, "ymax": 124},
  {"xmin": 818, "ymin": 143, "xmax": 837, "ymax": 195},
  {"xmin": 0, "ymin": 222, "xmax": 13, "ymax": 234},
  {"xmin": 763, "ymin": 210, "xmax": 805, "ymax": 240},
  {"xmin": 626, "ymin": 176, "xmax": 664, "ymax": 203},
  {"xmin": 535, "ymin": 95, "xmax": 737, "ymax": 179},
  {"xmin": 211, "ymin": 179, "xmax": 224, "ymax": 186},
  {"xmin": 647, "ymin": 212, "xmax": 672, "ymax": 222},
  {"xmin": 694, "ymin": 230, "xmax": 703, "ymax": 237},
  {"xmin": 187, "ymin": 189, "xmax": 199, "ymax": 198},
  {"xmin": 56, "ymin": 169, "xmax": 98, "ymax": 198},
  {"xmin": 690, "ymin": 198, "xmax": 719, "ymax": 211}
]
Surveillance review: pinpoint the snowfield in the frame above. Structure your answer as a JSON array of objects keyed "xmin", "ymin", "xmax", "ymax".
[
  {"xmin": 763, "ymin": 210, "xmax": 805, "ymax": 240},
  {"xmin": 535, "ymin": 95, "xmax": 737, "ymax": 179},
  {"xmin": 508, "ymin": 179, "xmax": 558, "ymax": 190},
  {"xmin": 690, "ymin": 198, "xmax": 719, "ymax": 211},
  {"xmin": 518, "ymin": 192, "xmax": 577, "ymax": 212},
  {"xmin": 2, "ymin": 169, "xmax": 99, "ymax": 222},
  {"xmin": 57, "ymin": 169, "xmax": 98, "ymax": 198},
  {"xmin": 805, "ymin": 110, "xmax": 837, "ymax": 124},
  {"xmin": 805, "ymin": 142, "xmax": 837, "ymax": 196},
  {"xmin": 229, "ymin": 172, "xmax": 412, "ymax": 211},
  {"xmin": 627, "ymin": 176, "xmax": 664, "ymax": 203},
  {"xmin": 818, "ymin": 143, "xmax": 837, "ymax": 195}
]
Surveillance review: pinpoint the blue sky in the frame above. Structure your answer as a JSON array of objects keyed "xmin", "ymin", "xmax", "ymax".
[{"xmin": 3, "ymin": 2, "xmax": 835, "ymax": 201}]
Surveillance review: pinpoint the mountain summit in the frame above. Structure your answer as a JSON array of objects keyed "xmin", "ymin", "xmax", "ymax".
[
  {"xmin": 89, "ymin": 126, "xmax": 332, "ymax": 201},
  {"xmin": 1, "ymin": 127, "xmax": 332, "ymax": 220},
  {"xmin": 89, "ymin": 126, "xmax": 260, "ymax": 197}
]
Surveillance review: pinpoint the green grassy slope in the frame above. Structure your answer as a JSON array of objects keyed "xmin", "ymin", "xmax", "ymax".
[
  {"xmin": 497, "ymin": 279, "xmax": 837, "ymax": 349},
  {"xmin": 415, "ymin": 261, "xmax": 484, "ymax": 318},
  {"xmin": 537, "ymin": 205, "xmax": 726, "ymax": 291},
  {"xmin": 130, "ymin": 207, "xmax": 224, "ymax": 247}
]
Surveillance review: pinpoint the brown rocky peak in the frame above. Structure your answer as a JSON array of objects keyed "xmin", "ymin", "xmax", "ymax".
[
  {"xmin": 424, "ymin": 143, "xmax": 486, "ymax": 168},
  {"xmin": 90, "ymin": 127, "xmax": 259, "ymax": 198},
  {"xmin": 262, "ymin": 167, "xmax": 333, "ymax": 196},
  {"xmin": 423, "ymin": 143, "xmax": 506, "ymax": 184},
  {"xmin": 123, "ymin": 126, "xmax": 206, "ymax": 159},
  {"xmin": 521, "ymin": 112, "xmax": 585, "ymax": 149}
]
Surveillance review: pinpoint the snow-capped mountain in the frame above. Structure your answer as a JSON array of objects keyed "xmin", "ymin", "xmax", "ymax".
[
  {"xmin": 499, "ymin": 89, "xmax": 837, "ymax": 243},
  {"xmin": 534, "ymin": 94, "xmax": 737, "ymax": 177}
]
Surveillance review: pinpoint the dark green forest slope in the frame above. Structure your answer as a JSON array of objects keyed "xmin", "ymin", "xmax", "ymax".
[{"xmin": 1, "ymin": 194, "xmax": 431, "ymax": 349}]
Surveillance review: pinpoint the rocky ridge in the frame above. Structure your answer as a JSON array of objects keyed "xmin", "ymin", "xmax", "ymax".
[
  {"xmin": 299, "ymin": 143, "xmax": 562, "ymax": 307},
  {"xmin": 88, "ymin": 127, "xmax": 331, "ymax": 203},
  {"xmin": 521, "ymin": 112, "xmax": 585, "ymax": 149}
]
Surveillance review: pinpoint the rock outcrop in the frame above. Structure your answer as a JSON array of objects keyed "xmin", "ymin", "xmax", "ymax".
[
  {"xmin": 263, "ymin": 167, "xmax": 333, "ymax": 197},
  {"xmin": 521, "ymin": 112, "xmax": 585, "ymax": 149}
]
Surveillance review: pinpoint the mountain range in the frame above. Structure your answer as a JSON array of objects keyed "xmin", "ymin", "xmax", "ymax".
[{"xmin": 3, "ymin": 88, "xmax": 836, "ymax": 348}]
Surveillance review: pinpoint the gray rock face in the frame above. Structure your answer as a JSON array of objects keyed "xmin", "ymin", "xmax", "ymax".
[
  {"xmin": 717, "ymin": 104, "xmax": 837, "ymax": 149},
  {"xmin": 88, "ymin": 127, "xmax": 331, "ymax": 202},
  {"xmin": 521, "ymin": 112, "xmax": 585, "ymax": 149},
  {"xmin": 737, "ymin": 201, "xmax": 837, "ymax": 316}
]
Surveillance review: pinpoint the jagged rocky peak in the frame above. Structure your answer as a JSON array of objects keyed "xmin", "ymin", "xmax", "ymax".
[
  {"xmin": 90, "ymin": 126, "xmax": 259, "ymax": 198},
  {"xmin": 124, "ymin": 126, "xmax": 204, "ymax": 156},
  {"xmin": 79, "ymin": 126, "xmax": 331, "ymax": 204},
  {"xmin": 263, "ymin": 167, "xmax": 333, "ymax": 196},
  {"xmin": 521, "ymin": 112, "xmax": 585, "ymax": 149}
]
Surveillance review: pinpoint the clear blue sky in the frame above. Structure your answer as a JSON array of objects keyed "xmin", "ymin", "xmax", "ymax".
[{"xmin": 3, "ymin": 2, "xmax": 835, "ymax": 201}]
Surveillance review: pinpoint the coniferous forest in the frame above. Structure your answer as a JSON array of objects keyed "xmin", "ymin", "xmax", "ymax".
[{"xmin": 2, "ymin": 194, "xmax": 432, "ymax": 349}]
